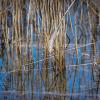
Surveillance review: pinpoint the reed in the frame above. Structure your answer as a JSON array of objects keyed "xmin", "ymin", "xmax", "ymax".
[{"xmin": 0, "ymin": 0, "xmax": 99, "ymax": 99}]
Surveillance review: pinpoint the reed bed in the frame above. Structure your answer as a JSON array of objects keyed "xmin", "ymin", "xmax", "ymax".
[{"xmin": 0, "ymin": 0, "xmax": 100, "ymax": 99}]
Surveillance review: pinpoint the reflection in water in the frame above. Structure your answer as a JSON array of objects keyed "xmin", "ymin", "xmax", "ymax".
[{"xmin": 0, "ymin": 0, "xmax": 100, "ymax": 100}]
